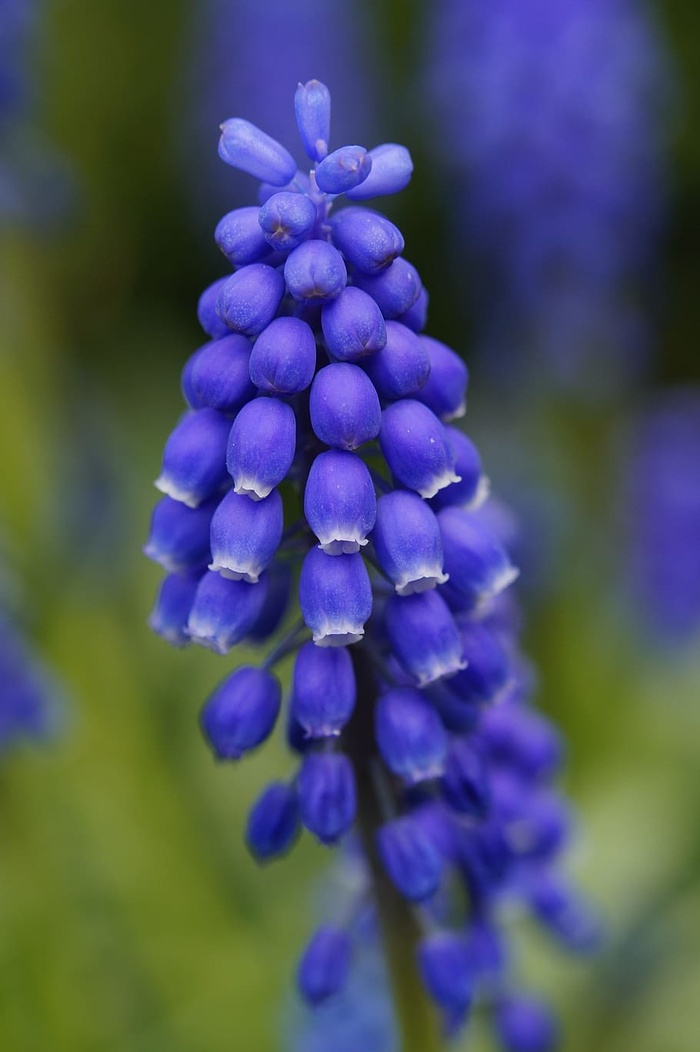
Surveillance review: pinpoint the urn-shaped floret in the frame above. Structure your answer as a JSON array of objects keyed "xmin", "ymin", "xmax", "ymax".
[
  {"xmin": 245, "ymin": 782, "xmax": 300, "ymax": 861},
  {"xmin": 375, "ymin": 688, "xmax": 448, "ymax": 782},
  {"xmin": 155, "ymin": 409, "xmax": 231, "ymax": 508},
  {"xmin": 297, "ymin": 752, "xmax": 357, "ymax": 843},
  {"xmin": 299, "ymin": 548, "xmax": 372, "ymax": 646},
  {"xmin": 297, "ymin": 926, "xmax": 351, "ymax": 1004},
  {"xmin": 372, "ymin": 490, "xmax": 447, "ymax": 595},
  {"xmin": 200, "ymin": 666, "xmax": 281, "ymax": 760},
  {"xmin": 380, "ymin": 400, "xmax": 460, "ymax": 499},
  {"xmin": 226, "ymin": 397, "xmax": 296, "ymax": 500},
  {"xmin": 291, "ymin": 642, "xmax": 357, "ymax": 738},
  {"xmin": 304, "ymin": 450, "xmax": 376, "ymax": 554},
  {"xmin": 209, "ymin": 488, "xmax": 283, "ymax": 583}
]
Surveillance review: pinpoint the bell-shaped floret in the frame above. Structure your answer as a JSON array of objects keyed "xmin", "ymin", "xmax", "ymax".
[
  {"xmin": 345, "ymin": 143, "xmax": 413, "ymax": 200},
  {"xmin": 495, "ymin": 995, "xmax": 559, "ymax": 1052},
  {"xmin": 414, "ymin": 336, "xmax": 468, "ymax": 421},
  {"xmin": 214, "ymin": 206, "xmax": 271, "ymax": 267},
  {"xmin": 380, "ymin": 400, "xmax": 460, "ymax": 499},
  {"xmin": 441, "ymin": 738, "xmax": 490, "ymax": 816},
  {"xmin": 209, "ymin": 488, "xmax": 283, "ymax": 583},
  {"xmin": 377, "ymin": 815, "xmax": 443, "ymax": 902},
  {"xmin": 258, "ymin": 191, "xmax": 317, "ymax": 252},
  {"xmin": 309, "ymin": 364, "xmax": 381, "ymax": 449},
  {"xmin": 299, "ymin": 548, "xmax": 372, "ymax": 646},
  {"xmin": 362, "ymin": 321, "xmax": 431, "ymax": 400},
  {"xmin": 297, "ymin": 752, "xmax": 357, "ymax": 843},
  {"xmin": 294, "ymin": 79, "xmax": 331, "ymax": 162},
  {"xmin": 284, "ymin": 240, "xmax": 347, "ymax": 302},
  {"xmin": 200, "ymin": 665, "xmax": 281, "ymax": 759},
  {"xmin": 438, "ymin": 508, "xmax": 519, "ymax": 611},
  {"xmin": 297, "ymin": 925, "xmax": 351, "ymax": 1004},
  {"xmin": 181, "ymin": 335, "xmax": 255, "ymax": 414},
  {"xmin": 321, "ymin": 286, "xmax": 387, "ymax": 362},
  {"xmin": 385, "ymin": 590, "xmax": 466, "ymax": 687},
  {"xmin": 227, "ymin": 397, "xmax": 296, "ymax": 500},
  {"xmin": 144, "ymin": 496, "xmax": 215, "ymax": 574},
  {"xmin": 480, "ymin": 704, "xmax": 563, "ymax": 782},
  {"xmin": 291, "ymin": 641, "xmax": 356, "ymax": 737},
  {"xmin": 245, "ymin": 781, "xmax": 300, "ymax": 861},
  {"xmin": 330, "ymin": 206, "xmax": 404, "ymax": 274},
  {"xmin": 525, "ymin": 870, "xmax": 601, "ymax": 953},
  {"xmin": 354, "ymin": 257, "xmax": 422, "ymax": 319},
  {"xmin": 197, "ymin": 277, "xmax": 230, "ymax": 339},
  {"xmin": 315, "ymin": 145, "xmax": 372, "ymax": 195},
  {"xmin": 304, "ymin": 450, "xmax": 376, "ymax": 554},
  {"xmin": 375, "ymin": 687, "xmax": 448, "ymax": 782},
  {"xmin": 216, "ymin": 264, "xmax": 286, "ymax": 336},
  {"xmin": 248, "ymin": 316, "xmax": 317, "ymax": 394},
  {"xmin": 417, "ymin": 933, "xmax": 472, "ymax": 1022},
  {"xmin": 148, "ymin": 571, "xmax": 202, "ymax": 647},
  {"xmin": 430, "ymin": 427, "xmax": 489, "ymax": 511},
  {"xmin": 186, "ymin": 570, "xmax": 269, "ymax": 654},
  {"xmin": 372, "ymin": 490, "xmax": 447, "ymax": 595},
  {"xmin": 155, "ymin": 408, "xmax": 231, "ymax": 508},
  {"xmin": 218, "ymin": 118, "xmax": 297, "ymax": 185},
  {"xmin": 447, "ymin": 622, "xmax": 512, "ymax": 706}
]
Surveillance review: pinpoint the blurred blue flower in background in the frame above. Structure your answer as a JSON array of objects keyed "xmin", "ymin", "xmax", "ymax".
[
  {"xmin": 624, "ymin": 388, "xmax": 700, "ymax": 643},
  {"xmin": 424, "ymin": 0, "xmax": 671, "ymax": 395}
]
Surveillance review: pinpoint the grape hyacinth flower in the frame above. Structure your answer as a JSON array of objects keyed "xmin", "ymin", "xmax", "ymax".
[
  {"xmin": 0, "ymin": 613, "xmax": 59, "ymax": 752},
  {"xmin": 145, "ymin": 81, "xmax": 592, "ymax": 1045},
  {"xmin": 424, "ymin": 0, "xmax": 670, "ymax": 393}
]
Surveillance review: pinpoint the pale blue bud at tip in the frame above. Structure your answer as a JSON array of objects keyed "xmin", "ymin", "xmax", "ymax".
[
  {"xmin": 209, "ymin": 488, "xmax": 283, "ymax": 583},
  {"xmin": 155, "ymin": 408, "xmax": 231, "ymax": 508},
  {"xmin": 294, "ymin": 80, "xmax": 332, "ymax": 163},
  {"xmin": 186, "ymin": 570, "xmax": 269, "ymax": 654},
  {"xmin": 304, "ymin": 450, "xmax": 376, "ymax": 554},
  {"xmin": 297, "ymin": 925, "xmax": 351, "ymax": 1004},
  {"xmin": 245, "ymin": 781, "xmax": 300, "ymax": 861},
  {"xmin": 375, "ymin": 687, "xmax": 448, "ymax": 783},
  {"xmin": 200, "ymin": 665, "xmax": 281, "ymax": 760},
  {"xmin": 299, "ymin": 548, "xmax": 372, "ymax": 646},
  {"xmin": 297, "ymin": 752, "xmax": 357, "ymax": 843},
  {"xmin": 345, "ymin": 143, "xmax": 413, "ymax": 200},
  {"xmin": 291, "ymin": 641, "xmax": 356, "ymax": 738},
  {"xmin": 377, "ymin": 816, "xmax": 442, "ymax": 902},
  {"xmin": 248, "ymin": 316, "xmax": 317, "ymax": 394},
  {"xmin": 258, "ymin": 191, "xmax": 318, "ymax": 252},
  {"xmin": 385, "ymin": 590, "xmax": 466, "ymax": 687},
  {"xmin": 321, "ymin": 286, "xmax": 387, "ymax": 363},
  {"xmin": 227, "ymin": 397, "xmax": 296, "ymax": 500},
  {"xmin": 372, "ymin": 490, "xmax": 447, "ymax": 595},
  {"xmin": 218, "ymin": 117, "xmax": 297, "ymax": 186},
  {"xmin": 315, "ymin": 145, "xmax": 372, "ymax": 195}
]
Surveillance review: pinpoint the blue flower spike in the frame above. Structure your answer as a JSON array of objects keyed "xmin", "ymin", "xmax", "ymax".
[{"xmin": 146, "ymin": 78, "xmax": 593, "ymax": 1040}]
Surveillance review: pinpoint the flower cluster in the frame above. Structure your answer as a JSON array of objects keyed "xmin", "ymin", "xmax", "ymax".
[
  {"xmin": 145, "ymin": 81, "xmax": 591, "ymax": 1039},
  {"xmin": 424, "ymin": 0, "xmax": 669, "ymax": 392}
]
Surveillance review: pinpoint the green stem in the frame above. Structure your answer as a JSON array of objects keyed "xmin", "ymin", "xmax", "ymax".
[{"xmin": 349, "ymin": 649, "xmax": 444, "ymax": 1052}]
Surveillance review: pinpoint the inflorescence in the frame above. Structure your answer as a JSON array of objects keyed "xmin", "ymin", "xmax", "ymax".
[{"xmin": 145, "ymin": 81, "xmax": 594, "ymax": 1045}]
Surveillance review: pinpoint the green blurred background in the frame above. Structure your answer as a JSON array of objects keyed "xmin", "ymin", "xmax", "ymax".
[{"xmin": 1, "ymin": 2, "xmax": 699, "ymax": 1050}]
